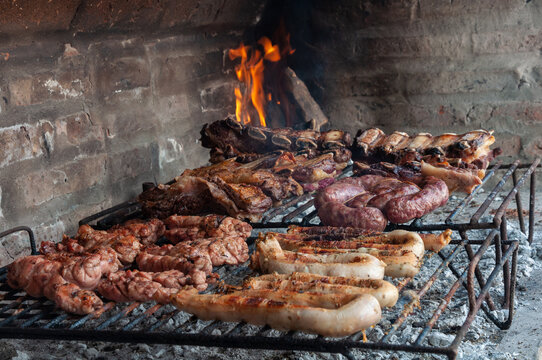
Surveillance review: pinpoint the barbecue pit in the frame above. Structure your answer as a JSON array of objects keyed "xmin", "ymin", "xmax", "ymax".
[
  {"xmin": 1, "ymin": 1, "xmax": 542, "ymax": 359},
  {"xmin": 0, "ymin": 160, "xmax": 539, "ymax": 359}
]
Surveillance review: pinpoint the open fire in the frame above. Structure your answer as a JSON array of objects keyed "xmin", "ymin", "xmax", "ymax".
[{"xmin": 229, "ymin": 32, "xmax": 294, "ymax": 127}]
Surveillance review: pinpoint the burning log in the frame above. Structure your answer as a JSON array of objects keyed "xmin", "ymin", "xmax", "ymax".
[{"xmin": 284, "ymin": 67, "xmax": 329, "ymax": 131}]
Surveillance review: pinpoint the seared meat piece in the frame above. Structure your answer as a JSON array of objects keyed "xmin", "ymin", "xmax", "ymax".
[
  {"xmin": 136, "ymin": 251, "xmax": 210, "ymax": 291},
  {"xmin": 210, "ymin": 176, "xmax": 273, "ymax": 218},
  {"xmin": 152, "ymin": 236, "xmax": 249, "ymax": 267},
  {"xmin": 40, "ymin": 219, "xmax": 164, "ymax": 265},
  {"xmin": 6, "ymin": 251, "xmax": 117, "ymax": 315},
  {"xmin": 109, "ymin": 218, "xmax": 165, "ymax": 245},
  {"xmin": 164, "ymin": 215, "xmax": 252, "ymax": 243},
  {"xmin": 139, "ymin": 175, "xmax": 271, "ymax": 222},
  {"xmin": 200, "ymin": 118, "xmax": 352, "ymax": 161},
  {"xmin": 97, "ymin": 270, "xmax": 188, "ymax": 303},
  {"xmin": 75, "ymin": 226, "xmax": 141, "ymax": 265}
]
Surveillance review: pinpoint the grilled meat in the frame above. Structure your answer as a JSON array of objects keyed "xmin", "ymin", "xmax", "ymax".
[
  {"xmin": 200, "ymin": 117, "xmax": 352, "ymax": 161},
  {"xmin": 314, "ymin": 174, "xmax": 448, "ymax": 229},
  {"xmin": 7, "ymin": 249, "xmax": 119, "ymax": 315},
  {"xmin": 139, "ymin": 175, "xmax": 272, "ymax": 222},
  {"xmin": 263, "ymin": 230, "xmax": 425, "ymax": 278},
  {"xmin": 145, "ymin": 234, "xmax": 249, "ymax": 267},
  {"xmin": 287, "ymin": 226, "xmax": 452, "ymax": 252},
  {"xmin": 97, "ymin": 270, "xmax": 188, "ymax": 304},
  {"xmin": 171, "ymin": 287, "xmax": 381, "ymax": 337},
  {"xmin": 352, "ymin": 128, "xmax": 497, "ymax": 167},
  {"xmin": 251, "ymin": 235, "xmax": 386, "ymax": 279},
  {"xmin": 40, "ymin": 219, "xmax": 165, "ymax": 265},
  {"xmin": 242, "ymin": 272, "xmax": 398, "ymax": 308},
  {"xmin": 164, "ymin": 215, "xmax": 252, "ymax": 243}
]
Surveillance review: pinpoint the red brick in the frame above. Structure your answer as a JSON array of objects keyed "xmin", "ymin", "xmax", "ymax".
[
  {"xmin": 55, "ymin": 112, "xmax": 104, "ymax": 147},
  {"xmin": 200, "ymin": 82, "xmax": 236, "ymax": 113},
  {"xmin": 31, "ymin": 69, "xmax": 90, "ymax": 104},
  {"xmin": 358, "ymin": 35, "xmax": 468, "ymax": 58},
  {"xmin": 8, "ymin": 78, "xmax": 32, "ymax": 106},
  {"xmin": 525, "ymin": 137, "xmax": 542, "ymax": 158},
  {"xmin": 0, "ymin": 122, "xmax": 53, "ymax": 168},
  {"xmin": 0, "ymin": 0, "xmax": 80, "ymax": 34},
  {"xmin": 15, "ymin": 154, "xmax": 107, "ymax": 207},
  {"xmin": 159, "ymin": 0, "xmax": 266, "ymax": 29},
  {"xmin": 490, "ymin": 102, "xmax": 542, "ymax": 125},
  {"xmin": 153, "ymin": 52, "xmax": 222, "ymax": 97},
  {"xmin": 418, "ymin": 0, "xmax": 522, "ymax": 19},
  {"xmin": 405, "ymin": 70, "xmax": 518, "ymax": 95},
  {"xmin": 495, "ymin": 134, "xmax": 522, "ymax": 157},
  {"xmin": 324, "ymin": 73, "xmax": 399, "ymax": 97},
  {"xmin": 108, "ymin": 146, "xmax": 153, "ymax": 183},
  {"xmin": 473, "ymin": 31, "xmax": 542, "ymax": 55},
  {"xmin": 95, "ymin": 56, "xmax": 150, "ymax": 103}
]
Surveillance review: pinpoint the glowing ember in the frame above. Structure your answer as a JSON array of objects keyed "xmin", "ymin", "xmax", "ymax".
[{"xmin": 229, "ymin": 35, "xmax": 293, "ymax": 127}]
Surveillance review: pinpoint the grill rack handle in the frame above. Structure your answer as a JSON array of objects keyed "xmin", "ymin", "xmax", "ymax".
[{"xmin": 0, "ymin": 226, "xmax": 37, "ymax": 256}]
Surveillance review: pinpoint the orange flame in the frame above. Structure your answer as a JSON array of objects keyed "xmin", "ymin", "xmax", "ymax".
[{"xmin": 229, "ymin": 35, "xmax": 292, "ymax": 127}]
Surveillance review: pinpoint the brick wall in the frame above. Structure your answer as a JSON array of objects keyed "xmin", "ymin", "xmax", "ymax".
[
  {"xmin": 0, "ymin": 0, "xmax": 265, "ymax": 265},
  {"xmin": 291, "ymin": 0, "xmax": 542, "ymax": 163}
]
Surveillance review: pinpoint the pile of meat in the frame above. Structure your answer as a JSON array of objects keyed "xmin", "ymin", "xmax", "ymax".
[
  {"xmin": 200, "ymin": 117, "xmax": 352, "ymax": 163},
  {"xmin": 7, "ymin": 215, "xmax": 252, "ymax": 314},
  {"xmin": 170, "ymin": 225, "xmax": 453, "ymax": 337},
  {"xmin": 351, "ymin": 128, "xmax": 501, "ymax": 193},
  {"xmin": 139, "ymin": 147, "xmax": 351, "ymax": 222}
]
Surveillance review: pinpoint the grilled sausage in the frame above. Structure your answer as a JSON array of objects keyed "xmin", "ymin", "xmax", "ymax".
[
  {"xmin": 171, "ymin": 288, "xmax": 382, "ymax": 337},
  {"xmin": 385, "ymin": 176, "xmax": 449, "ymax": 223},
  {"xmin": 251, "ymin": 236, "xmax": 386, "ymax": 279},
  {"xmin": 243, "ymin": 273, "xmax": 398, "ymax": 307}
]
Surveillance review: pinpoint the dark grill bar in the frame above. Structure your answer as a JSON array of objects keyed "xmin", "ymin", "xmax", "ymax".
[{"xmin": 0, "ymin": 159, "xmax": 539, "ymax": 360}]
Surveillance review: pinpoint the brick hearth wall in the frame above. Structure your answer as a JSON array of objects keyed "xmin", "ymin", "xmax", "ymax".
[
  {"xmin": 294, "ymin": 0, "xmax": 542, "ymax": 163},
  {"xmin": 0, "ymin": 0, "xmax": 265, "ymax": 265}
]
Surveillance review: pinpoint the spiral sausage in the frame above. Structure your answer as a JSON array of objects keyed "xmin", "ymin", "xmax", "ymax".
[{"xmin": 315, "ymin": 174, "xmax": 449, "ymax": 229}]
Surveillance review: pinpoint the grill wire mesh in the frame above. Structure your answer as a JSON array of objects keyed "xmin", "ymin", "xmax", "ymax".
[{"xmin": 0, "ymin": 159, "xmax": 539, "ymax": 360}]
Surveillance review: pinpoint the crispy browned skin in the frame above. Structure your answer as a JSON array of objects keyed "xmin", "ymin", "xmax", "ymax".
[
  {"xmin": 287, "ymin": 226, "xmax": 452, "ymax": 252},
  {"xmin": 242, "ymin": 273, "xmax": 398, "ymax": 307},
  {"xmin": 315, "ymin": 174, "xmax": 448, "ymax": 228},
  {"xmin": 265, "ymin": 230, "xmax": 425, "ymax": 278},
  {"xmin": 171, "ymin": 287, "xmax": 381, "ymax": 337},
  {"xmin": 200, "ymin": 118, "xmax": 352, "ymax": 158},
  {"xmin": 136, "ymin": 251, "xmax": 210, "ymax": 291},
  {"xmin": 352, "ymin": 128, "xmax": 497, "ymax": 168}
]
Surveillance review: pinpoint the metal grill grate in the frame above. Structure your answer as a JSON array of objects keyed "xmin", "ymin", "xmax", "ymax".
[{"xmin": 0, "ymin": 159, "xmax": 539, "ymax": 360}]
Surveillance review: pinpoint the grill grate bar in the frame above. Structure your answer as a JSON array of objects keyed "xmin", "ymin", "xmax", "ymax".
[
  {"xmin": 146, "ymin": 309, "xmax": 180, "ymax": 332},
  {"xmin": 122, "ymin": 303, "xmax": 162, "ymax": 331},
  {"xmin": 0, "ymin": 301, "xmax": 43, "ymax": 327},
  {"xmin": 493, "ymin": 159, "xmax": 541, "ymax": 226},
  {"xmin": 282, "ymin": 199, "xmax": 314, "ymax": 223},
  {"xmin": 43, "ymin": 313, "xmax": 68, "ymax": 329},
  {"xmin": 470, "ymin": 160, "xmax": 520, "ymax": 224},
  {"xmin": 446, "ymin": 162, "xmax": 501, "ymax": 224},
  {"xmin": 69, "ymin": 302, "xmax": 115, "ymax": 330},
  {"xmin": 0, "ymin": 160, "xmax": 537, "ymax": 360},
  {"xmin": 96, "ymin": 302, "xmax": 141, "ymax": 331},
  {"xmin": 511, "ymin": 170, "xmax": 526, "ymax": 233},
  {"xmin": 262, "ymin": 194, "xmax": 312, "ymax": 223},
  {"xmin": 380, "ymin": 240, "xmax": 466, "ymax": 343}
]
